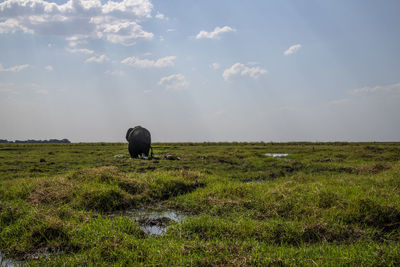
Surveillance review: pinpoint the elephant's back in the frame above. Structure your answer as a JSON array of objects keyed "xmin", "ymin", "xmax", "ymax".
[{"xmin": 130, "ymin": 126, "xmax": 151, "ymax": 144}]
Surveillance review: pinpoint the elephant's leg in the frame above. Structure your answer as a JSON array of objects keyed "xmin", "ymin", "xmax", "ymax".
[
  {"xmin": 128, "ymin": 143, "xmax": 136, "ymax": 158},
  {"xmin": 135, "ymin": 145, "xmax": 147, "ymax": 159},
  {"xmin": 144, "ymin": 147, "xmax": 150, "ymax": 157}
]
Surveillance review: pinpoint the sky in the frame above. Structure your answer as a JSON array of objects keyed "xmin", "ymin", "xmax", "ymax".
[{"xmin": 1, "ymin": 0, "xmax": 400, "ymax": 142}]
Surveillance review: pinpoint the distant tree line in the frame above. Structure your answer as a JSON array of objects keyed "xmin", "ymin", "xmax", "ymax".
[{"xmin": 0, "ymin": 139, "xmax": 71, "ymax": 143}]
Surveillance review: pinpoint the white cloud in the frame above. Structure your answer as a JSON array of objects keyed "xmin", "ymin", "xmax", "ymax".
[
  {"xmin": 0, "ymin": 18, "xmax": 33, "ymax": 34},
  {"xmin": 105, "ymin": 69, "xmax": 125, "ymax": 76},
  {"xmin": 66, "ymin": 35, "xmax": 89, "ymax": 47},
  {"xmin": 349, "ymin": 82, "xmax": 400, "ymax": 95},
  {"xmin": 121, "ymin": 56, "xmax": 175, "ymax": 68},
  {"xmin": 44, "ymin": 65, "xmax": 53, "ymax": 71},
  {"xmin": 155, "ymin": 12, "xmax": 166, "ymax": 20},
  {"xmin": 196, "ymin": 26, "xmax": 236, "ymax": 39},
  {"xmin": 85, "ymin": 54, "xmax": 109, "ymax": 63},
  {"xmin": 284, "ymin": 44, "xmax": 301, "ymax": 56},
  {"xmin": 223, "ymin": 63, "xmax": 267, "ymax": 81},
  {"xmin": 0, "ymin": 0, "xmax": 154, "ymax": 46},
  {"xmin": 0, "ymin": 63, "xmax": 29, "ymax": 72},
  {"xmin": 210, "ymin": 63, "xmax": 220, "ymax": 70},
  {"xmin": 97, "ymin": 20, "xmax": 153, "ymax": 46},
  {"xmin": 158, "ymin": 73, "xmax": 189, "ymax": 90},
  {"xmin": 66, "ymin": 48, "xmax": 94, "ymax": 54},
  {"xmin": 102, "ymin": 0, "xmax": 152, "ymax": 16}
]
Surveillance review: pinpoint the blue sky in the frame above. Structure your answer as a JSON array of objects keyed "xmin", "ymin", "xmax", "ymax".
[{"xmin": 1, "ymin": 0, "xmax": 400, "ymax": 142}]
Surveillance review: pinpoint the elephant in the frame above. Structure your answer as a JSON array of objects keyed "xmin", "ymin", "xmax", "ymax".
[{"xmin": 126, "ymin": 126, "xmax": 153, "ymax": 158}]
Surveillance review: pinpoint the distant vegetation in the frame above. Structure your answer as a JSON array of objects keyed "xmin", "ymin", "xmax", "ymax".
[
  {"xmin": 0, "ymin": 139, "xmax": 70, "ymax": 143},
  {"xmin": 0, "ymin": 142, "xmax": 399, "ymax": 265}
]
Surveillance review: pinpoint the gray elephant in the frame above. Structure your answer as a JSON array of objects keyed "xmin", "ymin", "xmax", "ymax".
[{"xmin": 126, "ymin": 126, "xmax": 153, "ymax": 158}]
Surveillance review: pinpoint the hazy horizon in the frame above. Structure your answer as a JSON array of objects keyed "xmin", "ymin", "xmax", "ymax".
[{"xmin": 1, "ymin": 0, "xmax": 400, "ymax": 142}]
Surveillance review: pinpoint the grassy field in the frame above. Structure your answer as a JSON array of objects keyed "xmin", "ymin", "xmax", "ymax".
[{"xmin": 0, "ymin": 142, "xmax": 399, "ymax": 266}]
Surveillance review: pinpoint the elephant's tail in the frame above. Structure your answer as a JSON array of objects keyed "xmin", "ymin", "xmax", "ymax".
[{"xmin": 150, "ymin": 145, "xmax": 154, "ymax": 159}]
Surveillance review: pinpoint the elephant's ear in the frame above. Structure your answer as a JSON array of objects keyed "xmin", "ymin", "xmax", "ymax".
[{"xmin": 126, "ymin": 128, "xmax": 134, "ymax": 141}]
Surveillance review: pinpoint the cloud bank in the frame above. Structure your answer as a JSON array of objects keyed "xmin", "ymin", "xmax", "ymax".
[{"xmin": 0, "ymin": 0, "xmax": 154, "ymax": 46}]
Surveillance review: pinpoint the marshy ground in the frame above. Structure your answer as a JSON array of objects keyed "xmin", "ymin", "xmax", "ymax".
[{"xmin": 0, "ymin": 142, "xmax": 399, "ymax": 265}]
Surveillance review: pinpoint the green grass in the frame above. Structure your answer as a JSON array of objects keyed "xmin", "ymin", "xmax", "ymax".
[{"xmin": 0, "ymin": 142, "xmax": 399, "ymax": 266}]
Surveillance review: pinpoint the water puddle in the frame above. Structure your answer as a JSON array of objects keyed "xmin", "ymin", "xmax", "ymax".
[
  {"xmin": 265, "ymin": 153, "xmax": 291, "ymax": 162},
  {"xmin": 0, "ymin": 252, "xmax": 22, "ymax": 267},
  {"xmin": 123, "ymin": 209, "xmax": 186, "ymax": 236},
  {"xmin": 265, "ymin": 153, "xmax": 289, "ymax": 158}
]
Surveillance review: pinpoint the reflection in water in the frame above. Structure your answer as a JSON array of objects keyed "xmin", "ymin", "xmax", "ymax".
[{"xmin": 130, "ymin": 210, "xmax": 186, "ymax": 235}]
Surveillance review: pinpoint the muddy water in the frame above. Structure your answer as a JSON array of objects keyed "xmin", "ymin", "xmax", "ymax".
[
  {"xmin": 0, "ymin": 252, "xmax": 22, "ymax": 267},
  {"xmin": 125, "ymin": 209, "xmax": 186, "ymax": 235}
]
